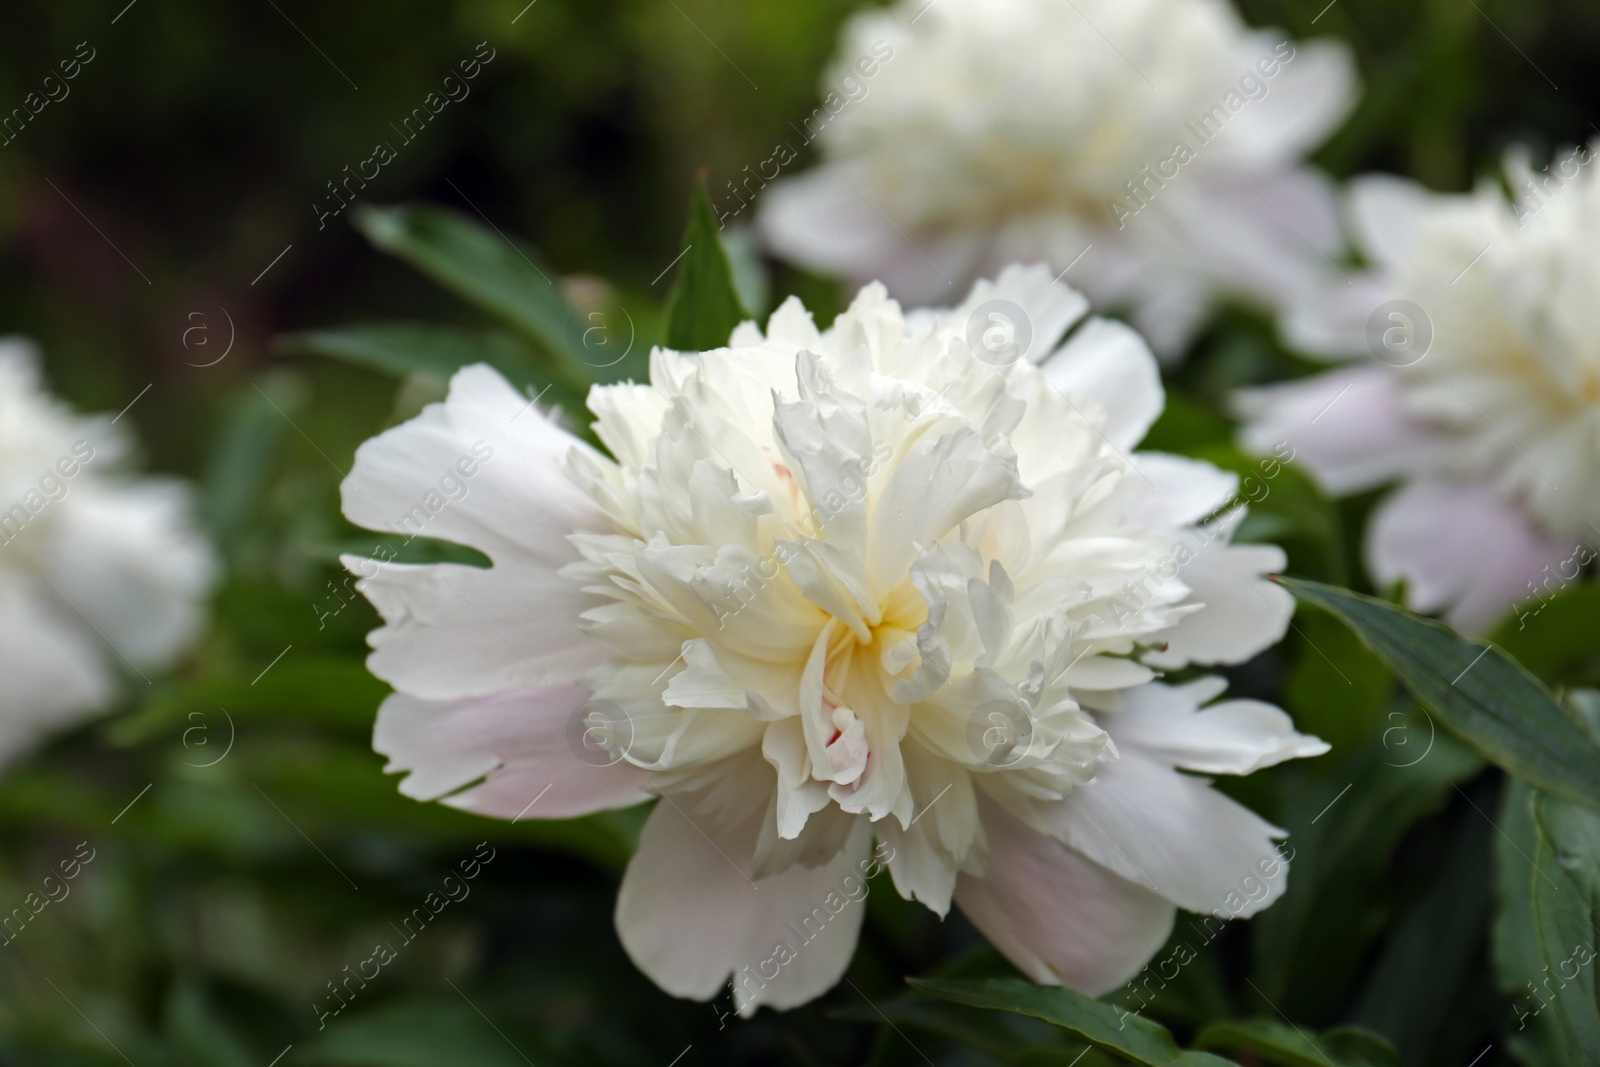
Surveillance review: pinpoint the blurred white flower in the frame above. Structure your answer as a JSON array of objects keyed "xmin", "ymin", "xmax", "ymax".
[
  {"xmin": 758, "ymin": 0, "xmax": 1356, "ymax": 358},
  {"xmin": 343, "ymin": 265, "xmax": 1323, "ymax": 1013},
  {"xmin": 0, "ymin": 340, "xmax": 215, "ymax": 762},
  {"xmin": 1240, "ymin": 145, "xmax": 1600, "ymax": 634}
]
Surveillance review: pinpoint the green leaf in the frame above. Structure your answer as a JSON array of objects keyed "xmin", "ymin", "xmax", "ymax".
[
  {"xmin": 908, "ymin": 978, "xmax": 1235, "ymax": 1066},
  {"xmin": 277, "ymin": 324, "xmax": 562, "ymax": 397},
  {"xmin": 107, "ymin": 657, "xmax": 390, "ymax": 746},
  {"xmin": 351, "ymin": 203, "xmax": 595, "ymax": 390},
  {"xmin": 1492, "ymin": 780, "xmax": 1567, "ymax": 1067},
  {"xmin": 1529, "ymin": 792, "xmax": 1600, "ymax": 1059},
  {"xmin": 1193, "ymin": 1019, "xmax": 1397, "ymax": 1067},
  {"xmin": 1285, "ymin": 605, "xmax": 1392, "ymax": 755},
  {"xmin": 662, "ymin": 175, "xmax": 752, "ymax": 351},
  {"xmin": 1249, "ymin": 735, "xmax": 1482, "ymax": 1020},
  {"xmin": 1348, "ymin": 802, "xmax": 1491, "ymax": 1061},
  {"xmin": 1278, "ymin": 577, "xmax": 1600, "ymax": 811},
  {"xmin": 841, "ymin": 994, "xmax": 1111, "ymax": 1065},
  {"xmin": 202, "ymin": 373, "xmax": 299, "ymax": 543}
]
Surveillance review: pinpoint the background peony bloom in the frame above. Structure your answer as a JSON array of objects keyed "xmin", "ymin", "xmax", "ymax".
[
  {"xmin": 1239, "ymin": 145, "xmax": 1600, "ymax": 634},
  {"xmin": 344, "ymin": 265, "xmax": 1324, "ymax": 1013},
  {"xmin": 757, "ymin": 0, "xmax": 1357, "ymax": 358},
  {"xmin": 0, "ymin": 340, "xmax": 215, "ymax": 763}
]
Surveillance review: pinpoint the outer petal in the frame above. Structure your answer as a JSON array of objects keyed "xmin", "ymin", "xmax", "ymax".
[
  {"xmin": 1279, "ymin": 273, "xmax": 1390, "ymax": 358},
  {"xmin": 1164, "ymin": 170, "xmax": 1343, "ymax": 316},
  {"xmin": 1108, "ymin": 679, "xmax": 1328, "ymax": 775},
  {"xmin": 372, "ymin": 687, "xmax": 649, "ymax": 819},
  {"xmin": 348, "ymin": 556, "xmax": 607, "ymax": 699},
  {"xmin": 1219, "ymin": 36, "xmax": 1358, "ymax": 169},
  {"xmin": 342, "ymin": 364, "xmax": 603, "ymax": 563},
  {"xmin": 1348, "ymin": 173, "xmax": 1435, "ymax": 268},
  {"xmin": 1366, "ymin": 478, "xmax": 1570, "ymax": 635},
  {"xmin": 947, "ymin": 262, "xmax": 1090, "ymax": 361},
  {"xmin": 757, "ymin": 164, "xmax": 903, "ymax": 285},
  {"xmin": 955, "ymin": 797, "xmax": 1173, "ymax": 996},
  {"xmin": 1143, "ymin": 510, "xmax": 1291, "ymax": 669},
  {"xmin": 1040, "ymin": 317, "xmax": 1164, "ymax": 451},
  {"xmin": 1127, "ymin": 453, "xmax": 1237, "ymax": 527},
  {"xmin": 1235, "ymin": 365, "xmax": 1438, "ymax": 494},
  {"xmin": 42, "ymin": 480, "xmax": 215, "ymax": 667},
  {"xmin": 615, "ymin": 797, "xmax": 872, "ymax": 1014},
  {"xmin": 341, "ymin": 365, "xmax": 610, "ymax": 699},
  {"xmin": 0, "ymin": 580, "xmax": 113, "ymax": 764},
  {"xmin": 1049, "ymin": 745, "xmax": 1291, "ymax": 918}
]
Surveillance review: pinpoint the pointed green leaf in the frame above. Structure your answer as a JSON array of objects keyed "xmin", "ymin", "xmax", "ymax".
[
  {"xmin": 1492, "ymin": 780, "xmax": 1568, "ymax": 1066},
  {"xmin": 352, "ymin": 203, "xmax": 594, "ymax": 390},
  {"xmin": 662, "ymin": 176, "xmax": 752, "ymax": 351},
  {"xmin": 1194, "ymin": 1020, "xmax": 1396, "ymax": 1067},
  {"xmin": 278, "ymin": 324, "xmax": 587, "ymax": 412},
  {"xmin": 908, "ymin": 978, "xmax": 1235, "ymax": 1066},
  {"xmin": 1529, "ymin": 792, "xmax": 1600, "ymax": 1059},
  {"xmin": 1278, "ymin": 577, "xmax": 1600, "ymax": 810},
  {"xmin": 279, "ymin": 323, "xmax": 530, "ymax": 383}
]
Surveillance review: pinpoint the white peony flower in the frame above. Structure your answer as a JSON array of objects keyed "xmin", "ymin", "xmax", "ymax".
[
  {"xmin": 758, "ymin": 0, "xmax": 1357, "ymax": 358},
  {"xmin": 0, "ymin": 340, "xmax": 215, "ymax": 763},
  {"xmin": 1239, "ymin": 145, "xmax": 1600, "ymax": 634},
  {"xmin": 343, "ymin": 265, "xmax": 1324, "ymax": 1012}
]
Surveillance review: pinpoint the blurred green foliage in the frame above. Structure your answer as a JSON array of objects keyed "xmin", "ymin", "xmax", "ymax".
[{"xmin": 2, "ymin": 0, "xmax": 1600, "ymax": 1063}]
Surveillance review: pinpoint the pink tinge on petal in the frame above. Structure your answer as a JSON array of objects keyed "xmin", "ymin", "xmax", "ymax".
[
  {"xmin": 373, "ymin": 686, "xmax": 649, "ymax": 820},
  {"xmin": 954, "ymin": 796, "xmax": 1174, "ymax": 997},
  {"xmin": 1366, "ymin": 478, "xmax": 1572, "ymax": 635},
  {"xmin": 1235, "ymin": 365, "xmax": 1436, "ymax": 495},
  {"xmin": 1280, "ymin": 273, "xmax": 1391, "ymax": 358},
  {"xmin": 615, "ymin": 795, "xmax": 873, "ymax": 1014},
  {"xmin": 1048, "ymin": 743, "xmax": 1294, "ymax": 919},
  {"xmin": 1162, "ymin": 169, "xmax": 1344, "ymax": 313}
]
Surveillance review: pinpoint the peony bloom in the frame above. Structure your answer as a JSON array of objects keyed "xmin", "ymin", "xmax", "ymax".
[
  {"xmin": 344, "ymin": 265, "xmax": 1325, "ymax": 1012},
  {"xmin": 1239, "ymin": 145, "xmax": 1600, "ymax": 634},
  {"xmin": 757, "ymin": 0, "xmax": 1356, "ymax": 358},
  {"xmin": 0, "ymin": 340, "xmax": 215, "ymax": 763}
]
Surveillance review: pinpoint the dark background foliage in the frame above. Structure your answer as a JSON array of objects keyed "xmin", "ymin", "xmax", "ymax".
[{"xmin": 1, "ymin": 0, "xmax": 1598, "ymax": 1063}]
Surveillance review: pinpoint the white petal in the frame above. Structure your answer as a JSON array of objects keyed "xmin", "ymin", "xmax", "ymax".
[
  {"xmin": 347, "ymin": 555, "xmax": 607, "ymax": 699},
  {"xmin": 875, "ymin": 745, "xmax": 983, "ymax": 917},
  {"xmin": 1108, "ymin": 679, "xmax": 1327, "ymax": 775},
  {"xmin": 373, "ymin": 687, "xmax": 648, "ymax": 818},
  {"xmin": 1050, "ymin": 747, "xmax": 1291, "ymax": 918},
  {"xmin": 1366, "ymin": 478, "xmax": 1570, "ymax": 635},
  {"xmin": 1236, "ymin": 366, "xmax": 1437, "ymax": 494},
  {"xmin": 1127, "ymin": 453, "xmax": 1237, "ymax": 527},
  {"xmin": 757, "ymin": 164, "xmax": 902, "ymax": 285},
  {"xmin": 1142, "ymin": 511, "xmax": 1291, "ymax": 668},
  {"xmin": 342, "ymin": 365, "xmax": 611, "ymax": 698},
  {"xmin": 1348, "ymin": 173, "xmax": 1435, "ymax": 267},
  {"xmin": 342, "ymin": 364, "xmax": 603, "ymax": 564},
  {"xmin": 1219, "ymin": 36, "xmax": 1358, "ymax": 169},
  {"xmin": 615, "ymin": 797, "xmax": 872, "ymax": 1013},
  {"xmin": 42, "ymin": 481, "xmax": 216, "ymax": 667},
  {"xmin": 948, "ymin": 263, "xmax": 1090, "ymax": 361},
  {"xmin": 1279, "ymin": 273, "xmax": 1391, "ymax": 358},
  {"xmin": 955, "ymin": 796, "xmax": 1173, "ymax": 996},
  {"xmin": 1040, "ymin": 317, "xmax": 1163, "ymax": 450},
  {"xmin": 0, "ymin": 579, "xmax": 113, "ymax": 765},
  {"xmin": 1162, "ymin": 171, "xmax": 1343, "ymax": 314}
]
